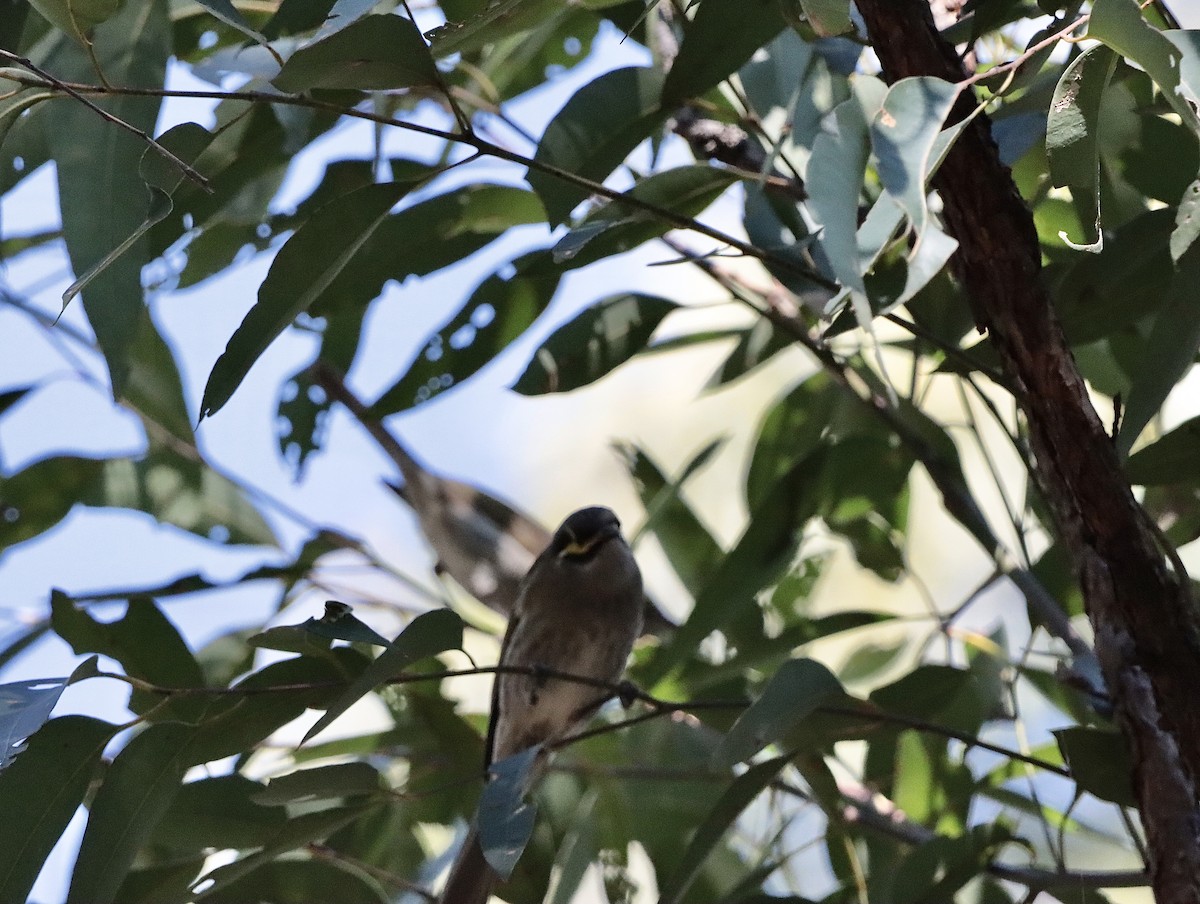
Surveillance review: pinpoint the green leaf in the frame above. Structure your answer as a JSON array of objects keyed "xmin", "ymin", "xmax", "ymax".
[
  {"xmin": 1090, "ymin": 0, "xmax": 1200, "ymax": 131},
  {"xmin": 1055, "ymin": 726, "xmax": 1136, "ymax": 807},
  {"xmin": 428, "ymin": 0, "xmax": 562, "ymax": 57},
  {"xmin": 201, "ymin": 180, "xmax": 413, "ymax": 419},
  {"xmin": 0, "ymin": 676, "xmax": 70, "ymax": 769},
  {"xmin": 187, "ymin": 804, "xmax": 371, "ymax": 899},
  {"xmin": 1117, "ymin": 245, "xmax": 1200, "ymax": 455},
  {"xmin": 154, "ymin": 774, "xmax": 286, "ymax": 853},
  {"xmin": 799, "ymin": 0, "xmax": 853, "ymax": 36},
  {"xmin": 51, "ymin": 591, "xmax": 205, "ymax": 718},
  {"xmin": 370, "ymin": 249, "xmax": 562, "ymax": 416},
  {"xmin": 121, "ymin": 307, "xmax": 198, "ymax": 444},
  {"xmin": 201, "ymin": 859, "xmax": 389, "ymax": 904},
  {"xmin": 185, "ymin": 652, "xmax": 368, "ymax": 765},
  {"xmin": 715, "ymin": 659, "xmax": 844, "ymax": 766},
  {"xmin": 528, "ymin": 66, "xmax": 667, "ymax": 225},
  {"xmin": 479, "ymin": 745, "xmax": 540, "ymax": 877},
  {"xmin": 0, "ymin": 456, "xmax": 102, "ymax": 552},
  {"xmin": 44, "ymin": 0, "xmax": 169, "ymax": 395},
  {"xmin": 1046, "ymin": 45, "xmax": 1117, "ymax": 251},
  {"xmin": 655, "ymin": 455, "xmax": 823, "ymax": 677},
  {"xmin": 1125, "ymin": 414, "xmax": 1200, "ymax": 484},
  {"xmin": 303, "ymin": 609, "xmax": 464, "ymax": 743},
  {"xmin": 870, "ymin": 77, "xmax": 961, "ymax": 246},
  {"xmin": 624, "ymin": 443, "xmax": 723, "ymax": 597},
  {"xmin": 253, "ymin": 762, "xmax": 384, "ymax": 805},
  {"xmin": 61, "ymin": 123, "xmax": 216, "ymax": 312},
  {"xmin": 512, "ymin": 293, "xmax": 677, "ymax": 395},
  {"xmin": 552, "ymin": 165, "xmax": 740, "ymax": 267},
  {"xmin": 302, "ymin": 601, "xmax": 391, "ymax": 647},
  {"xmin": 0, "ymin": 717, "xmax": 116, "ymax": 903},
  {"xmin": 27, "ymin": 0, "xmax": 120, "ymax": 38},
  {"xmin": 807, "ymin": 85, "xmax": 878, "ymax": 301},
  {"xmin": 705, "ymin": 320, "xmax": 792, "ymax": 388},
  {"xmin": 661, "ymin": 0, "xmax": 786, "ymax": 106},
  {"xmin": 192, "ymin": 0, "xmax": 276, "ymax": 54},
  {"xmin": 68, "ymin": 722, "xmax": 192, "ymax": 903},
  {"xmin": 659, "ymin": 755, "xmax": 790, "ymax": 904},
  {"xmin": 101, "ymin": 447, "xmax": 277, "ymax": 546},
  {"xmin": 273, "ymin": 14, "xmax": 438, "ymax": 92},
  {"xmin": 1172, "ymin": 178, "xmax": 1200, "ymax": 262}
]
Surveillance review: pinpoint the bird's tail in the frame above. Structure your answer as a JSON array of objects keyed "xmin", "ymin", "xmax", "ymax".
[{"xmin": 439, "ymin": 825, "xmax": 497, "ymax": 904}]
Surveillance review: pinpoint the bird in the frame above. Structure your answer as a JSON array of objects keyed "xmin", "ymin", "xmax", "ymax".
[
  {"xmin": 438, "ymin": 506, "xmax": 645, "ymax": 904},
  {"xmin": 311, "ymin": 359, "xmax": 674, "ymax": 633}
]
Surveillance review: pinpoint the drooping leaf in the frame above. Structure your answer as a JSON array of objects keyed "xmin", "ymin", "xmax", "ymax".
[
  {"xmin": 303, "ymin": 609, "xmax": 464, "ymax": 743},
  {"xmin": 654, "ymin": 454, "xmax": 824, "ymax": 676},
  {"xmin": 1055, "ymin": 727, "xmax": 1136, "ymax": 807},
  {"xmin": 61, "ymin": 123, "xmax": 216, "ymax": 311},
  {"xmin": 254, "ymin": 762, "xmax": 384, "ymax": 805},
  {"xmin": 201, "ymin": 180, "xmax": 414, "ymax": 419},
  {"xmin": 273, "ymin": 14, "xmax": 438, "ymax": 92},
  {"xmin": 512, "ymin": 294, "xmax": 677, "ymax": 395},
  {"xmin": 658, "ymin": 755, "xmax": 791, "ymax": 904},
  {"xmin": 624, "ymin": 443, "xmax": 724, "ymax": 598},
  {"xmin": 715, "ymin": 659, "xmax": 844, "ymax": 766},
  {"xmin": 44, "ymin": 0, "xmax": 169, "ymax": 395},
  {"xmin": 1126, "ymin": 414, "xmax": 1200, "ymax": 484},
  {"xmin": 0, "ymin": 717, "xmax": 115, "ymax": 903},
  {"xmin": 1046, "ymin": 45, "xmax": 1118, "ymax": 251},
  {"xmin": 1117, "ymin": 244, "xmax": 1200, "ymax": 454},
  {"xmin": 807, "ymin": 85, "xmax": 878, "ymax": 301},
  {"xmin": 68, "ymin": 722, "xmax": 194, "ymax": 904},
  {"xmin": 0, "ymin": 676, "xmax": 69, "ymax": 770},
  {"xmin": 870, "ymin": 76, "xmax": 961, "ymax": 246},
  {"xmin": 478, "ymin": 745, "xmax": 540, "ymax": 877}
]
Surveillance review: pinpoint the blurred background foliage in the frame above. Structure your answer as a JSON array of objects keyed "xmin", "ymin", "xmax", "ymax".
[{"xmin": 0, "ymin": 0, "xmax": 1197, "ymax": 901}]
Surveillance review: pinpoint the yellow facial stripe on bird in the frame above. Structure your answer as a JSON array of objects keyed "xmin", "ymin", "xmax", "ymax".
[{"xmin": 559, "ymin": 536, "xmax": 600, "ymax": 557}]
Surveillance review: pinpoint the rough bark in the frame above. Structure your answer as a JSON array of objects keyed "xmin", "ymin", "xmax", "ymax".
[{"xmin": 853, "ymin": 3, "xmax": 1200, "ymax": 901}]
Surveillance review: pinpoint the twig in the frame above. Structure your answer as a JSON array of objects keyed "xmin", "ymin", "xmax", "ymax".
[
  {"xmin": 0, "ymin": 50, "xmax": 212, "ymax": 192},
  {"xmin": 0, "ymin": 74, "xmax": 835, "ymax": 289}
]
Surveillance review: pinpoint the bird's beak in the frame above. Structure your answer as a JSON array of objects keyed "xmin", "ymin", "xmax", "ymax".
[{"xmin": 558, "ymin": 523, "xmax": 619, "ymax": 558}]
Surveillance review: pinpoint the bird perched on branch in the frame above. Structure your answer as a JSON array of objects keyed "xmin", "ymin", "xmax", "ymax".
[{"xmin": 439, "ymin": 506, "xmax": 644, "ymax": 904}]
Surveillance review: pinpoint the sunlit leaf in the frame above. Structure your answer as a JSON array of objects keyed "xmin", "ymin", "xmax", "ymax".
[{"xmin": 1046, "ymin": 45, "xmax": 1117, "ymax": 251}]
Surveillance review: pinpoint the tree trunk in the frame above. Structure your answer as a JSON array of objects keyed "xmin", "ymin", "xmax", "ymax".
[{"xmin": 854, "ymin": 3, "xmax": 1200, "ymax": 901}]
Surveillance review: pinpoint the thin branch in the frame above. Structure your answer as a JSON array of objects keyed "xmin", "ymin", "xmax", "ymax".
[
  {"xmin": 0, "ymin": 51, "xmax": 211, "ymax": 192},
  {"xmin": 0, "ymin": 73, "xmax": 836, "ymax": 289}
]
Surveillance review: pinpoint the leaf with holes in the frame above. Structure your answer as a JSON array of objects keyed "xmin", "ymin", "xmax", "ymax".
[{"xmin": 512, "ymin": 294, "xmax": 677, "ymax": 395}]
